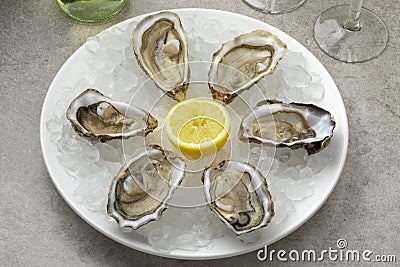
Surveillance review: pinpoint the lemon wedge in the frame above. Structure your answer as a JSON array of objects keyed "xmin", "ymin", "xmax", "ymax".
[{"xmin": 164, "ymin": 98, "xmax": 231, "ymax": 159}]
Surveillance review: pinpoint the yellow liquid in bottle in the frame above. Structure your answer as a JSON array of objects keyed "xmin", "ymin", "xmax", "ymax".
[{"xmin": 56, "ymin": 0, "xmax": 127, "ymax": 23}]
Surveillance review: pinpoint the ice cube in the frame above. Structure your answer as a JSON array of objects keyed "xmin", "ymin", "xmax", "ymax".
[
  {"xmin": 302, "ymin": 83, "xmax": 325, "ymax": 100},
  {"xmin": 198, "ymin": 18, "xmax": 224, "ymax": 43},
  {"xmin": 306, "ymin": 149, "xmax": 335, "ymax": 174},
  {"xmin": 94, "ymin": 143, "xmax": 120, "ymax": 162},
  {"xmin": 85, "ymin": 52, "xmax": 106, "ymax": 70},
  {"xmin": 114, "ymin": 65, "xmax": 138, "ymax": 92},
  {"xmin": 195, "ymin": 36, "xmax": 202, "ymax": 52},
  {"xmin": 73, "ymin": 164, "xmax": 112, "ymax": 211},
  {"xmin": 53, "ymin": 98, "xmax": 70, "ymax": 118},
  {"xmin": 262, "ymin": 69, "xmax": 284, "ymax": 95},
  {"xmin": 135, "ymin": 206, "xmax": 226, "ymax": 252},
  {"xmin": 279, "ymin": 51, "xmax": 306, "ymax": 68},
  {"xmin": 96, "ymin": 160, "xmax": 121, "ymax": 174},
  {"xmin": 275, "ymin": 147, "xmax": 293, "ymax": 163},
  {"xmin": 94, "ymin": 69, "xmax": 114, "ymax": 91},
  {"xmin": 248, "ymin": 90, "xmax": 267, "ymax": 107},
  {"xmin": 124, "ymin": 45, "xmax": 135, "ymax": 59},
  {"xmin": 147, "ymin": 226, "xmax": 180, "ymax": 251},
  {"xmin": 191, "ymin": 37, "xmax": 219, "ymax": 61},
  {"xmin": 85, "ymin": 36, "xmax": 100, "ymax": 53},
  {"xmin": 183, "ymin": 14, "xmax": 197, "ymax": 39},
  {"xmin": 194, "ymin": 230, "xmax": 213, "ymax": 248},
  {"xmin": 257, "ymin": 156, "xmax": 274, "ymax": 177},
  {"xmin": 270, "ymin": 191, "xmax": 290, "ymax": 224},
  {"xmin": 299, "ymin": 166, "xmax": 313, "ymax": 180},
  {"xmin": 120, "ymin": 137, "xmax": 146, "ymax": 156},
  {"xmin": 283, "ymin": 85, "xmax": 305, "ymax": 102},
  {"xmin": 310, "ymin": 72, "xmax": 322, "ymax": 83},
  {"xmin": 287, "ymin": 148, "xmax": 308, "ymax": 167},
  {"xmin": 73, "ymin": 77, "xmax": 91, "ymax": 92},
  {"xmin": 274, "ymin": 178, "xmax": 314, "ymax": 201},
  {"xmin": 57, "ymin": 127, "xmax": 100, "ymax": 171},
  {"xmin": 50, "ymin": 132, "xmax": 62, "ymax": 144},
  {"xmin": 106, "ymin": 50, "xmax": 125, "ymax": 69},
  {"xmin": 237, "ymin": 230, "xmax": 262, "ymax": 243},
  {"xmin": 175, "ymin": 233, "xmax": 198, "ymax": 251},
  {"xmin": 282, "ymin": 167, "xmax": 299, "ymax": 180},
  {"xmin": 99, "ymin": 32, "xmax": 128, "ymax": 51},
  {"xmin": 46, "ymin": 117, "xmax": 63, "ymax": 133},
  {"xmin": 125, "ymin": 21, "xmax": 138, "ymax": 36},
  {"xmin": 283, "ymin": 65, "xmax": 312, "ymax": 87}
]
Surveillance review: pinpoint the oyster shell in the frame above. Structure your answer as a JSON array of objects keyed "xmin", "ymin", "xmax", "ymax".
[
  {"xmin": 208, "ymin": 30, "xmax": 287, "ymax": 104},
  {"xmin": 107, "ymin": 145, "xmax": 185, "ymax": 229},
  {"xmin": 239, "ymin": 100, "xmax": 336, "ymax": 154},
  {"xmin": 66, "ymin": 89, "xmax": 157, "ymax": 142},
  {"xmin": 132, "ymin": 11, "xmax": 190, "ymax": 101},
  {"xmin": 202, "ymin": 160, "xmax": 274, "ymax": 235}
]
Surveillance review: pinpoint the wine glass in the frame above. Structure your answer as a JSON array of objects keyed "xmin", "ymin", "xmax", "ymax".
[
  {"xmin": 314, "ymin": 0, "xmax": 388, "ymax": 63},
  {"xmin": 242, "ymin": 0, "xmax": 305, "ymax": 14}
]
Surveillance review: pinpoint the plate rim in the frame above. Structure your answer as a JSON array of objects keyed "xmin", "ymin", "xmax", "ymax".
[{"xmin": 40, "ymin": 8, "xmax": 349, "ymax": 260}]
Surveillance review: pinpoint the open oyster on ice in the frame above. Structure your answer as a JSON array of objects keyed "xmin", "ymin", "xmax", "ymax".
[
  {"xmin": 239, "ymin": 100, "xmax": 336, "ymax": 154},
  {"xmin": 107, "ymin": 145, "xmax": 186, "ymax": 229},
  {"xmin": 202, "ymin": 160, "xmax": 274, "ymax": 235},
  {"xmin": 66, "ymin": 89, "xmax": 157, "ymax": 142},
  {"xmin": 208, "ymin": 30, "xmax": 287, "ymax": 104},
  {"xmin": 132, "ymin": 11, "xmax": 190, "ymax": 101}
]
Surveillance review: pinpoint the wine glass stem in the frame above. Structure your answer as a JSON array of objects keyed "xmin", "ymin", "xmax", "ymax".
[{"xmin": 344, "ymin": 0, "xmax": 363, "ymax": 31}]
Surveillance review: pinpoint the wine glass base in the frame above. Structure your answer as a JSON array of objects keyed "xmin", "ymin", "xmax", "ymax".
[
  {"xmin": 314, "ymin": 5, "xmax": 388, "ymax": 63},
  {"xmin": 242, "ymin": 0, "xmax": 305, "ymax": 14}
]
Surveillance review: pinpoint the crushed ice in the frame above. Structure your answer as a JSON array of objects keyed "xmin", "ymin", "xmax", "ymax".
[{"xmin": 46, "ymin": 14, "xmax": 335, "ymax": 252}]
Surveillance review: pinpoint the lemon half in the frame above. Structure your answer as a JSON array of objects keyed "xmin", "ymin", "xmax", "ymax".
[{"xmin": 164, "ymin": 98, "xmax": 231, "ymax": 159}]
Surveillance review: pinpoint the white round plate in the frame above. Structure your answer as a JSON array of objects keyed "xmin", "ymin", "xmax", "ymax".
[{"xmin": 40, "ymin": 8, "xmax": 348, "ymax": 260}]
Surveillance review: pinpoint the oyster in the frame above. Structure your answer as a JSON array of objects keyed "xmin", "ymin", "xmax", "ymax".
[
  {"xmin": 239, "ymin": 100, "xmax": 336, "ymax": 154},
  {"xmin": 202, "ymin": 160, "xmax": 274, "ymax": 235},
  {"xmin": 208, "ymin": 30, "xmax": 287, "ymax": 104},
  {"xmin": 132, "ymin": 12, "xmax": 190, "ymax": 101},
  {"xmin": 107, "ymin": 145, "xmax": 185, "ymax": 229},
  {"xmin": 66, "ymin": 89, "xmax": 157, "ymax": 142}
]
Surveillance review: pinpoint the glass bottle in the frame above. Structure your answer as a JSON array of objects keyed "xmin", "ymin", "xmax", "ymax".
[
  {"xmin": 242, "ymin": 0, "xmax": 305, "ymax": 14},
  {"xmin": 56, "ymin": 0, "xmax": 128, "ymax": 23}
]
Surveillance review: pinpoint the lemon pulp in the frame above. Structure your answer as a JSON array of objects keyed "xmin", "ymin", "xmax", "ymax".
[{"xmin": 164, "ymin": 98, "xmax": 231, "ymax": 159}]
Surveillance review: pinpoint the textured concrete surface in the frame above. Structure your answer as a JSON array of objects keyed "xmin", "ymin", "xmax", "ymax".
[{"xmin": 1, "ymin": 0, "xmax": 399, "ymax": 266}]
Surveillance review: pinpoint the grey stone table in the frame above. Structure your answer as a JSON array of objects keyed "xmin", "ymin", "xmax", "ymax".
[{"xmin": 1, "ymin": 0, "xmax": 399, "ymax": 266}]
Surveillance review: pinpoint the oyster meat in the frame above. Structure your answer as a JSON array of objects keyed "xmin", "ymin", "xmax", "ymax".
[
  {"xmin": 66, "ymin": 89, "xmax": 157, "ymax": 142},
  {"xmin": 202, "ymin": 160, "xmax": 274, "ymax": 235},
  {"xmin": 107, "ymin": 145, "xmax": 186, "ymax": 229},
  {"xmin": 132, "ymin": 11, "xmax": 190, "ymax": 101},
  {"xmin": 208, "ymin": 30, "xmax": 287, "ymax": 104},
  {"xmin": 239, "ymin": 100, "xmax": 335, "ymax": 154}
]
